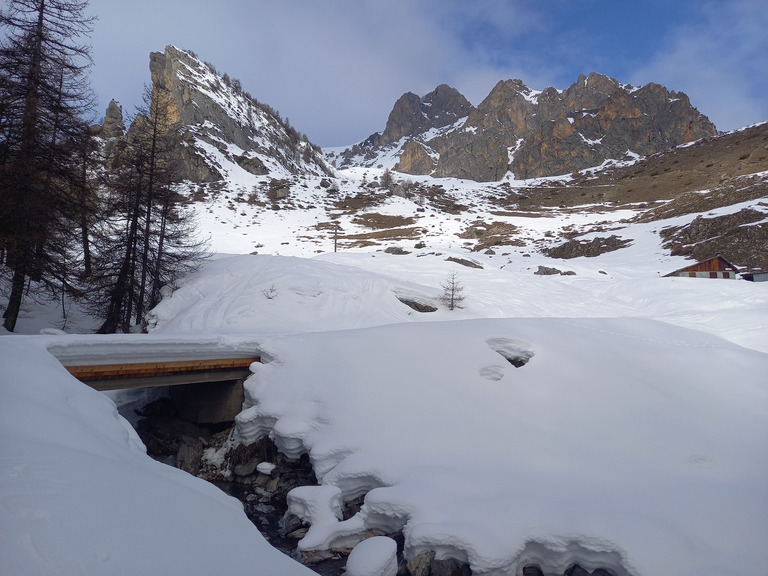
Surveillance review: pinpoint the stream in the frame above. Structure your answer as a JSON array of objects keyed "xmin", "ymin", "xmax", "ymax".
[{"xmin": 130, "ymin": 395, "xmax": 353, "ymax": 576}]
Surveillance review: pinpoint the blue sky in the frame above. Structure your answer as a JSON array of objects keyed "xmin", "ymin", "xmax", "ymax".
[{"xmin": 87, "ymin": 0, "xmax": 768, "ymax": 147}]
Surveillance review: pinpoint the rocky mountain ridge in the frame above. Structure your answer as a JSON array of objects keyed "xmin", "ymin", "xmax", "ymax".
[
  {"xmin": 95, "ymin": 45, "xmax": 333, "ymax": 184},
  {"xmin": 90, "ymin": 46, "xmax": 766, "ymax": 270},
  {"xmin": 332, "ymin": 73, "xmax": 717, "ymax": 182},
  {"xmin": 338, "ymin": 84, "xmax": 472, "ymax": 168}
]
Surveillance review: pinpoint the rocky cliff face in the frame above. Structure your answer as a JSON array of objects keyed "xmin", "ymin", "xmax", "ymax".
[
  {"xmin": 124, "ymin": 45, "xmax": 333, "ymax": 183},
  {"xmin": 101, "ymin": 99, "xmax": 126, "ymax": 138},
  {"xmin": 332, "ymin": 84, "xmax": 472, "ymax": 170},
  {"xmin": 660, "ymin": 208, "xmax": 768, "ymax": 271},
  {"xmin": 378, "ymin": 84, "xmax": 473, "ymax": 147},
  {"xmin": 338, "ymin": 72, "xmax": 717, "ymax": 182}
]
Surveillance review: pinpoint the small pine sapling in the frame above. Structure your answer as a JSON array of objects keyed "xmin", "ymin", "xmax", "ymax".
[{"xmin": 440, "ymin": 271, "xmax": 465, "ymax": 310}]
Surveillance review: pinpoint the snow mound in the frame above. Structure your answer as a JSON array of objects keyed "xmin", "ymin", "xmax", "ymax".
[
  {"xmin": 234, "ymin": 317, "xmax": 768, "ymax": 576},
  {"xmin": 147, "ymin": 254, "xmax": 433, "ymax": 334},
  {"xmin": 0, "ymin": 339, "xmax": 314, "ymax": 576},
  {"xmin": 346, "ymin": 536, "xmax": 398, "ymax": 576}
]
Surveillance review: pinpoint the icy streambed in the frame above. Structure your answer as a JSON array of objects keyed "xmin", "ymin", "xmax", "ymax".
[{"xmin": 129, "ymin": 399, "xmax": 351, "ymax": 575}]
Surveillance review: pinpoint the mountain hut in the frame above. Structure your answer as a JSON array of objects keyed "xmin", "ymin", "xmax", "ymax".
[{"xmin": 664, "ymin": 255, "xmax": 740, "ymax": 279}]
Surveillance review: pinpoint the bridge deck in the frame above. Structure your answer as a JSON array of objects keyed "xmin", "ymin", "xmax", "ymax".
[
  {"xmin": 64, "ymin": 357, "xmax": 261, "ymax": 392},
  {"xmin": 65, "ymin": 357, "xmax": 260, "ymax": 381}
]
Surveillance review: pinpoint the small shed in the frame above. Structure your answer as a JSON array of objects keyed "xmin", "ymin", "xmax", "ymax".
[
  {"xmin": 742, "ymin": 271, "xmax": 768, "ymax": 282},
  {"xmin": 664, "ymin": 255, "xmax": 740, "ymax": 279}
]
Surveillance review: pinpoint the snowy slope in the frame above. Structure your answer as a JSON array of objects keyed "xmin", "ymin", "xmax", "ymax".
[
  {"xmin": 148, "ymin": 250, "xmax": 768, "ymax": 353},
  {"xmin": 4, "ymin": 246, "xmax": 766, "ymax": 575},
  {"xmin": 0, "ymin": 338, "xmax": 314, "ymax": 576},
  {"xmin": 233, "ymin": 317, "xmax": 768, "ymax": 576}
]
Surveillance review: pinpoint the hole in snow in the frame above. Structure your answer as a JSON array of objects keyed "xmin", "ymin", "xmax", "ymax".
[
  {"xmin": 486, "ymin": 337, "xmax": 534, "ymax": 368},
  {"xmin": 397, "ymin": 296, "xmax": 437, "ymax": 313}
]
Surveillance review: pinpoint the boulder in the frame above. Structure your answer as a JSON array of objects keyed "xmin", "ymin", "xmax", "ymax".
[
  {"xmin": 176, "ymin": 436, "xmax": 203, "ymax": 474},
  {"xmin": 346, "ymin": 536, "xmax": 398, "ymax": 576},
  {"xmin": 406, "ymin": 550, "xmax": 435, "ymax": 576}
]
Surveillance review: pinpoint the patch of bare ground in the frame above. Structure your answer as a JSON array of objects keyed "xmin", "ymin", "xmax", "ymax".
[
  {"xmin": 419, "ymin": 184, "xmax": 469, "ymax": 214},
  {"xmin": 659, "ymin": 207, "xmax": 768, "ymax": 269},
  {"xmin": 351, "ymin": 213, "xmax": 417, "ymax": 229},
  {"xmin": 633, "ymin": 176, "xmax": 768, "ymax": 222},
  {"xmin": 332, "ymin": 190, "xmax": 388, "ymax": 213},
  {"xmin": 314, "ymin": 221, "xmax": 338, "ymax": 232},
  {"xmin": 489, "ymin": 210, "xmax": 549, "ymax": 218},
  {"xmin": 339, "ymin": 227, "xmax": 425, "ymax": 249},
  {"xmin": 459, "ymin": 220, "xmax": 525, "ymax": 251}
]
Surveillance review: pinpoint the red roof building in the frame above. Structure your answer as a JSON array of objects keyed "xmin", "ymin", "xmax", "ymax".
[{"xmin": 664, "ymin": 255, "xmax": 740, "ymax": 279}]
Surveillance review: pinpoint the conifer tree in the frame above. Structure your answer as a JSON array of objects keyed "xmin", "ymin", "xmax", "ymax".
[
  {"xmin": 440, "ymin": 270, "xmax": 465, "ymax": 310},
  {"xmin": 0, "ymin": 0, "xmax": 95, "ymax": 331},
  {"xmin": 89, "ymin": 85, "xmax": 206, "ymax": 333}
]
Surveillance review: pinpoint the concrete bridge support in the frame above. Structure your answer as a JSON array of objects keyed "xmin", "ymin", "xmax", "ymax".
[
  {"xmin": 63, "ymin": 357, "xmax": 259, "ymax": 425},
  {"xmin": 169, "ymin": 378, "xmax": 245, "ymax": 424}
]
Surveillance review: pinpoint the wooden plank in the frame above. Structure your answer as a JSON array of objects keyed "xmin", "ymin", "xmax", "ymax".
[
  {"xmin": 83, "ymin": 370, "xmax": 251, "ymax": 391},
  {"xmin": 65, "ymin": 357, "xmax": 260, "ymax": 381}
]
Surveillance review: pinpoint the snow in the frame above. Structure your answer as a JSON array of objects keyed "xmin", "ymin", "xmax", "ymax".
[
  {"xmin": 346, "ymin": 536, "xmax": 398, "ymax": 576},
  {"xmin": 579, "ymin": 133, "xmax": 603, "ymax": 146},
  {"xmin": 2, "ymin": 152, "xmax": 768, "ymax": 575},
  {"xmin": 0, "ymin": 338, "xmax": 314, "ymax": 576},
  {"xmin": 232, "ymin": 317, "xmax": 768, "ymax": 576}
]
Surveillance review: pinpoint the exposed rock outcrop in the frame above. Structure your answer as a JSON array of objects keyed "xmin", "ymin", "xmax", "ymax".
[
  {"xmin": 332, "ymin": 84, "xmax": 472, "ymax": 169},
  {"xmin": 535, "ymin": 266, "xmax": 576, "ymax": 276},
  {"xmin": 544, "ymin": 235, "xmax": 632, "ymax": 259},
  {"xmin": 130, "ymin": 45, "xmax": 333, "ymax": 183},
  {"xmin": 660, "ymin": 208, "xmax": 768, "ymax": 269},
  {"xmin": 339, "ymin": 72, "xmax": 716, "ymax": 182},
  {"xmin": 379, "ymin": 84, "xmax": 472, "ymax": 147},
  {"xmin": 101, "ymin": 99, "xmax": 126, "ymax": 138}
]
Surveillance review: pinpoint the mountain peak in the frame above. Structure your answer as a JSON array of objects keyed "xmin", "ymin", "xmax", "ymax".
[
  {"xmin": 347, "ymin": 72, "xmax": 717, "ymax": 181},
  {"xmin": 138, "ymin": 45, "xmax": 333, "ymax": 182},
  {"xmin": 379, "ymin": 84, "xmax": 473, "ymax": 147},
  {"xmin": 329, "ymin": 84, "xmax": 473, "ymax": 169}
]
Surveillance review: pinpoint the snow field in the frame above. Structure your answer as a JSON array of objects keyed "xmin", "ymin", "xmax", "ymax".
[
  {"xmin": 0, "ymin": 338, "xmax": 315, "ymax": 576},
  {"xmin": 2, "ymin": 157, "xmax": 767, "ymax": 575},
  {"xmin": 231, "ymin": 317, "xmax": 768, "ymax": 576}
]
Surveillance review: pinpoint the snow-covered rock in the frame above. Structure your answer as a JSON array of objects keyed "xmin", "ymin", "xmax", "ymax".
[{"xmin": 346, "ymin": 536, "xmax": 398, "ymax": 576}]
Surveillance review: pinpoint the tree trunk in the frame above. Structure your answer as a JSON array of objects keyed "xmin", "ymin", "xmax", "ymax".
[
  {"xmin": 3, "ymin": 266, "xmax": 27, "ymax": 332},
  {"xmin": 135, "ymin": 101, "xmax": 162, "ymax": 326},
  {"xmin": 97, "ymin": 173, "xmax": 143, "ymax": 333},
  {"xmin": 79, "ymin": 143, "xmax": 92, "ymax": 276}
]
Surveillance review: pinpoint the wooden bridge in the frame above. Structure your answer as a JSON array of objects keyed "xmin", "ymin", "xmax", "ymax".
[{"xmin": 63, "ymin": 356, "xmax": 261, "ymax": 424}]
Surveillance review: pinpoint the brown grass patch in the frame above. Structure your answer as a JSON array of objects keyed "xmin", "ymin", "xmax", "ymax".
[
  {"xmin": 341, "ymin": 226, "xmax": 423, "ymax": 241},
  {"xmin": 351, "ymin": 213, "xmax": 417, "ymax": 229}
]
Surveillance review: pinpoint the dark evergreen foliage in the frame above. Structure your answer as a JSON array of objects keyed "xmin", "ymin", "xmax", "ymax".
[
  {"xmin": 0, "ymin": 0, "xmax": 96, "ymax": 331},
  {"xmin": 87, "ymin": 85, "xmax": 207, "ymax": 333}
]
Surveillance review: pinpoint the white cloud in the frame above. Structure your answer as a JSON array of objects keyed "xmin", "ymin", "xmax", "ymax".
[
  {"xmin": 88, "ymin": 0, "xmax": 552, "ymax": 146},
  {"xmin": 87, "ymin": 0, "xmax": 766, "ymax": 146}
]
